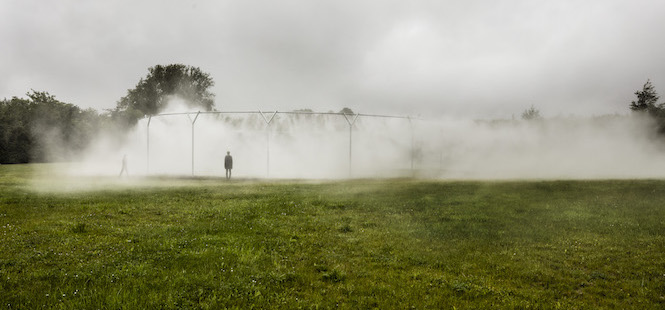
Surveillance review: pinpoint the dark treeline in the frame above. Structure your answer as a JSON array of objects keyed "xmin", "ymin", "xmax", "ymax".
[
  {"xmin": 0, "ymin": 90, "xmax": 116, "ymax": 163},
  {"xmin": 0, "ymin": 64, "xmax": 216, "ymax": 164}
]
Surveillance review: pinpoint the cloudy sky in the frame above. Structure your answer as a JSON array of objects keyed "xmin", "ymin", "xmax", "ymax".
[{"xmin": 2, "ymin": 0, "xmax": 665, "ymax": 118}]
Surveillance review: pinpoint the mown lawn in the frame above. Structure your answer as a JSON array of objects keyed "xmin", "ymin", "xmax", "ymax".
[{"xmin": 1, "ymin": 164, "xmax": 665, "ymax": 309}]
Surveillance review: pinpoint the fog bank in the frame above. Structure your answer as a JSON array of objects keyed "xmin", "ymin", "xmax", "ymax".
[{"xmin": 70, "ymin": 105, "xmax": 665, "ymax": 180}]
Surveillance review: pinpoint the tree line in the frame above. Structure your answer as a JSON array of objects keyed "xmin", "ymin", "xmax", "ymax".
[
  {"xmin": 0, "ymin": 91, "xmax": 108, "ymax": 163},
  {"xmin": 1, "ymin": 63, "xmax": 663, "ymax": 164},
  {"xmin": 0, "ymin": 64, "xmax": 214, "ymax": 164}
]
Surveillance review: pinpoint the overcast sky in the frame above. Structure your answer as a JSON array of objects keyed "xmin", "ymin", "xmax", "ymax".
[{"xmin": 2, "ymin": 0, "xmax": 665, "ymax": 118}]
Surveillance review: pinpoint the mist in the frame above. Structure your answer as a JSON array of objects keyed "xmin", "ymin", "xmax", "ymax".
[
  {"xmin": 434, "ymin": 115, "xmax": 665, "ymax": 179},
  {"xmin": 63, "ymin": 99, "xmax": 665, "ymax": 181},
  {"xmin": 72, "ymin": 101, "xmax": 414, "ymax": 179}
]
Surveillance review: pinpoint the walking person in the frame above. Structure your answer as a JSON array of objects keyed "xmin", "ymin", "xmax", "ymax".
[
  {"xmin": 224, "ymin": 151, "xmax": 233, "ymax": 180},
  {"xmin": 119, "ymin": 154, "xmax": 129, "ymax": 177}
]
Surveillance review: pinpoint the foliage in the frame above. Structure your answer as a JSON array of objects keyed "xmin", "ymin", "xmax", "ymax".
[
  {"xmin": 1, "ymin": 63, "xmax": 216, "ymax": 163},
  {"xmin": 0, "ymin": 91, "xmax": 108, "ymax": 164},
  {"xmin": 629, "ymin": 79, "xmax": 665, "ymax": 133},
  {"xmin": 114, "ymin": 64, "xmax": 215, "ymax": 124},
  {"xmin": 2, "ymin": 164, "xmax": 665, "ymax": 308},
  {"xmin": 630, "ymin": 79, "xmax": 662, "ymax": 115},
  {"xmin": 521, "ymin": 105, "xmax": 541, "ymax": 120},
  {"xmin": 0, "ymin": 97, "xmax": 32, "ymax": 163}
]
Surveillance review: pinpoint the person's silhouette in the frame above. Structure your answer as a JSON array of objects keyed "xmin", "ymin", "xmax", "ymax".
[
  {"xmin": 119, "ymin": 154, "xmax": 128, "ymax": 177},
  {"xmin": 224, "ymin": 151, "xmax": 233, "ymax": 179}
]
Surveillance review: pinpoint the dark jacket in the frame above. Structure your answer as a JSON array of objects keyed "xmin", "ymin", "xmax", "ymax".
[{"xmin": 224, "ymin": 155, "xmax": 233, "ymax": 169}]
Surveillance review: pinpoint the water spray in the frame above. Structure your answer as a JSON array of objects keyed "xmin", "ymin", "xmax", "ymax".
[{"xmin": 142, "ymin": 110, "xmax": 414, "ymax": 178}]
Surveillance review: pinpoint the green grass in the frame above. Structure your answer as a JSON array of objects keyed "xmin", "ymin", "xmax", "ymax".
[{"xmin": 1, "ymin": 164, "xmax": 665, "ymax": 309}]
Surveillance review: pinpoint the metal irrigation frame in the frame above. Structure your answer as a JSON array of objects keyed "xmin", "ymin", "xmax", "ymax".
[{"xmin": 145, "ymin": 110, "xmax": 416, "ymax": 177}]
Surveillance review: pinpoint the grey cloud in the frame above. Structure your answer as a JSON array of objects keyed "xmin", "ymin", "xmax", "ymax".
[{"xmin": 2, "ymin": 0, "xmax": 665, "ymax": 117}]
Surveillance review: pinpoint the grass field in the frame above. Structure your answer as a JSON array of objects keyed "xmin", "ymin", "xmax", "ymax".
[{"xmin": 1, "ymin": 164, "xmax": 665, "ymax": 309}]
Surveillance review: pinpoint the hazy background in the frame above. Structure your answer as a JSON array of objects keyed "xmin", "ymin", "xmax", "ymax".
[
  {"xmin": 3, "ymin": 0, "xmax": 665, "ymax": 118},
  {"xmin": 72, "ymin": 99, "xmax": 665, "ymax": 180},
  {"xmin": 4, "ymin": 0, "xmax": 665, "ymax": 180}
]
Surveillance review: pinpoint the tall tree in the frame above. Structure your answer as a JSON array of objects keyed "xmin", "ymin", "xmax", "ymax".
[
  {"xmin": 629, "ymin": 79, "xmax": 661, "ymax": 116},
  {"xmin": 115, "ymin": 64, "xmax": 215, "ymax": 124},
  {"xmin": 629, "ymin": 79, "xmax": 665, "ymax": 134}
]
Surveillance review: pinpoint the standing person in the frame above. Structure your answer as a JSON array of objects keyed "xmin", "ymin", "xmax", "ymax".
[
  {"xmin": 119, "ymin": 154, "xmax": 129, "ymax": 177},
  {"xmin": 224, "ymin": 151, "xmax": 233, "ymax": 179}
]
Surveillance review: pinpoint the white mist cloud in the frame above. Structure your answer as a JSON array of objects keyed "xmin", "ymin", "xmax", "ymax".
[
  {"xmin": 69, "ymin": 97, "xmax": 665, "ymax": 180},
  {"xmin": 431, "ymin": 115, "xmax": 665, "ymax": 179}
]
